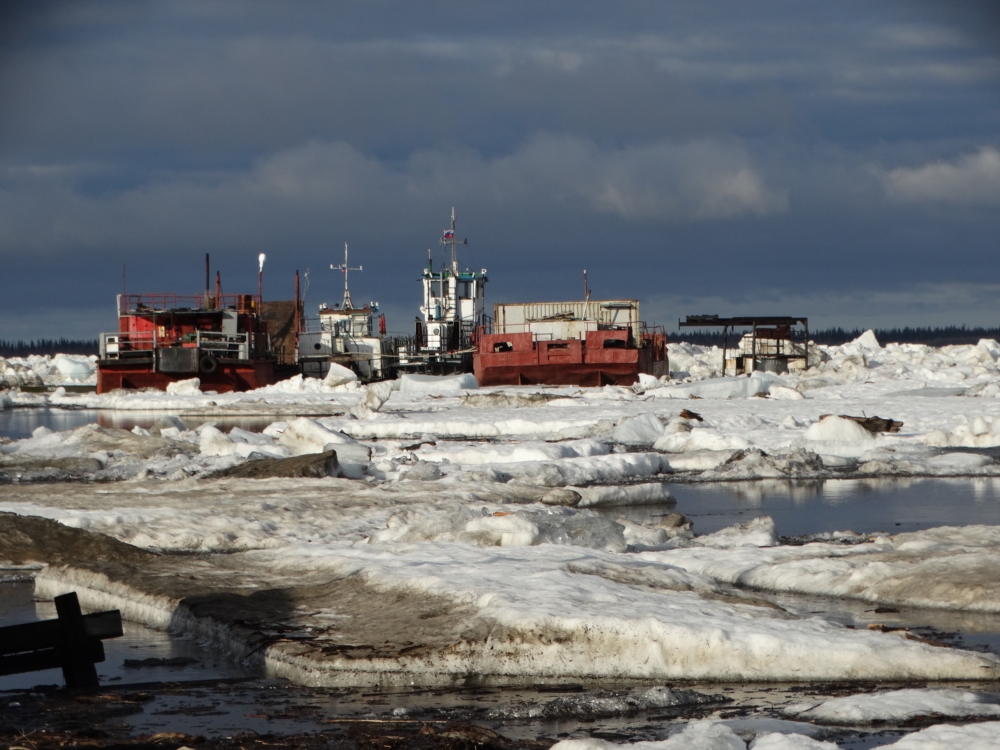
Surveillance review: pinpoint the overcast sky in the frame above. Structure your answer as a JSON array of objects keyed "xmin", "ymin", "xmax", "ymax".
[{"xmin": 1, "ymin": 0, "xmax": 998, "ymax": 339}]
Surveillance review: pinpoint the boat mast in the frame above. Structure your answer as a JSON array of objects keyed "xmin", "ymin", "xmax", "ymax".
[
  {"xmin": 439, "ymin": 207, "xmax": 468, "ymax": 322},
  {"xmin": 440, "ymin": 207, "xmax": 468, "ymax": 275},
  {"xmin": 332, "ymin": 242, "xmax": 362, "ymax": 310}
]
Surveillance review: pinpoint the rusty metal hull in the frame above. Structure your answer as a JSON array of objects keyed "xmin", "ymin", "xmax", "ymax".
[
  {"xmin": 474, "ymin": 362, "xmax": 640, "ymax": 387},
  {"xmin": 96, "ymin": 360, "xmax": 277, "ymax": 394},
  {"xmin": 473, "ymin": 329, "xmax": 662, "ymax": 387}
]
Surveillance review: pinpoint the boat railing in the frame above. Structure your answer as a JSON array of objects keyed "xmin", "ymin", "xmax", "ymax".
[
  {"xmin": 100, "ymin": 331, "xmax": 157, "ymax": 360},
  {"xmin": 119, "ymin": 293, "xmax": 258, "ymax": 315},
  {"xmin": 639, "ymin": 323, "xmax": 668, "ymax": 355},
  {"xmin": 100, "ymin": 330, "xmax": 249, "ymax": 361},
  {"xmin": 195, "ymin": 331, "xmax": 250, "ymax": 359},
  {"xmin": 482, "ymin": 321, "xmax": 637, "ymax": 346}
]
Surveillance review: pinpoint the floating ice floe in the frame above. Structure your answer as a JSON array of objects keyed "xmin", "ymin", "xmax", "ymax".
[
  {"xmin": 350, "ymin": 379, "xmax": 396, "ymax": 419},
  {"xmin": 612, "ymin": 413, "xmax": 666, "ymax": 445},
  {"xmin": 273, "ymin": 417, "xmax": 372, "ymax": 476},
  {"xmin": 782, "ymin": 687, "xmax": 1000, "ymax": 724},
  {"xmin": 0, "ymin": 354, "xmax": 96, "ymax": 387},
  {"xmin": 693, "ymin": 516, "xmax": 777, "ymax": 548},
  {"xmin": 371, "ymin": 505, "xmax": 628, "ymax": 551},
  {"xmin": 653, "ymin": 372, "xmax": 778, "ymax": 400},
  {"xmin": 418, "ymin": 438, "xmax": 610, "ymax": 465},
  {"xmin": 877, "ymin": 721, "xmax": 1000, "ymax": 749},
  {"xmin": 399, "ymin": 372, "xmax": 477, "ymax": 395},
  {"xmin": 550, "ymin": 721, "xmax": 751, "ymax": 748},
  {"xmin": 0, "ymin": 422, "xmax": 204, "ymax": 481},
  {"xmin": 323, "ymin": 362, "xmax": 359, "ymax": 388},
  {"xmin": 549, "ymin": 717, "xmax": 1000, "ymax": 748},
  {"xmin": 634, "ymin": 372, "xmax": 668, "ymax": 392},
  {"xmin": 198, "ymin": 424, "xmax": 290, "ymax": 459},
  {"xmin": 796, "ymin": 415, "xmax": 876, "ymax": 460},
  {"xmin": 165, "ymin": 377, "xmax": 201, "ymax": 395},
  {"xmin": 654, "ymin": 425, "xmax": 751, "ymax": 454},
  {"xmin": 469, "ymin": 452, "xmax": 666, "ymax": 487},
  {"xmin": 575, "ymin": 482, "xmax": 674, "ymax": 508},
  {"xmin": 641, "ymin": 523, "xmax": 1000, "ymax": 612}
]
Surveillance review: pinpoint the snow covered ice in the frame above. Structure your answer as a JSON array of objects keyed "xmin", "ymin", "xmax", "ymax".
[
  {"xmin": 548, "ymin": 719, "xmax": 1000, "ymax": 748},
  {"xmin": 3, "ymin": 332, "xmax": 1000, "ymax": 745},
  {"xmin": 781, "ymin": 687, "xmax": 1000, "ymax": 724},
  {"xmin": 0, "ymin": 353, "xmax": 96, "ymax": 388}
]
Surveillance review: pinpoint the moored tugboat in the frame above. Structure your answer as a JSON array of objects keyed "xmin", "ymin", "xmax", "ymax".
[
  {"xmin": 297, "ymin": 243, "xmax": 392, "ymax": 381},
  {"xmin": 395, "ymin": 208, "xmax": 488, "ymax": 375}
]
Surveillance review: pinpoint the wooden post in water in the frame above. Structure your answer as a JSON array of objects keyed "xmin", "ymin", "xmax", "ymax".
[{"xmin": 55, "ymin": 592, "xmax": 100, "ymax": 689}]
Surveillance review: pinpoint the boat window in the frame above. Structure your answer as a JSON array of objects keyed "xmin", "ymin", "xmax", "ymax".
[
  {"xmin": 548, "ymin": 343, "xmax": 570, "ymax": 350},
  {"xmin": 603, "ymin": 338, "xmax": 627, "ymax": 349},
  {"xmin": 458, "ymin": 281, "xmax": 473, "ymax": 299},
  {"xmin": 429, "ymin": 280, "xmax": 442, "ymax": 298},
  {"xmin": 493, "ymin": 342, "xmax": 513, "ymax": 352}
]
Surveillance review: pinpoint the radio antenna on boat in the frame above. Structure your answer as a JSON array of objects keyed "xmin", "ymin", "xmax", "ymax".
[
  {"xmin": 440, "ymin": 207, "xmax": 468, "ymax": 273},
  {"xmin": 332, "ymin": 242, "xmax": 362, "ymax": 310}
]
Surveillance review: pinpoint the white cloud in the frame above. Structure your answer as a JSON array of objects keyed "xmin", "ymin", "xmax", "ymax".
[
  {"xmin": 882, "ymin": 147, "xmax": 1000, "ymax": 205},
  {"xmin": 418, "ymin": 135, "xmax": 788, "ymax": 222}
]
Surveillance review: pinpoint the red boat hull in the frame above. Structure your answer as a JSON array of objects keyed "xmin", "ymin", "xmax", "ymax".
[
  {"xmin": 475, "ymin": 362, "xmax": 640, "ymax": 387},
  {"xmin": 473, "ymin": 329, "xmax": 668, "ymax": 387},
  {"xmin": 97, "ymin": 361, "xmax": 277, "ymax": 394}
]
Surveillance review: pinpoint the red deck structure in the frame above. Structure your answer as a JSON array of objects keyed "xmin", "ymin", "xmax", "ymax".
[
  {"xmin": 97, "ymin": 291, "xmax": 277, "ymax": 394},
  {"xmin": 473, "ymin": 300, "xmax": 668, "ymax": 387}
]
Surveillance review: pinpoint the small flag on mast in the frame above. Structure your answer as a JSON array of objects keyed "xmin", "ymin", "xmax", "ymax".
[{"xmin": 443, "ymin": 230, "xmax": 455, "ymax": 240}]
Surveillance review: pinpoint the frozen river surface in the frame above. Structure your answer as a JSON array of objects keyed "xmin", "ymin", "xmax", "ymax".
[{"xmin": 5, "ymin": 336, "xmax": 1000, "ymax": 747}]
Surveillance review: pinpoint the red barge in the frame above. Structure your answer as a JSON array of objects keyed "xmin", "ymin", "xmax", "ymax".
[
  {"xmin": 97, "ymin": 273, "xmax": 279, "ymax": 394},
  {"xmin": 474, "ymin": 300, "xmax": 668, "ymax": 387}
]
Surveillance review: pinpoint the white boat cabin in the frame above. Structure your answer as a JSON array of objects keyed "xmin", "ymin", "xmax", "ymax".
[
  {"xmin": 416, "ymin": 208, "xmax": 488, "ymax": 353},
  {"xmin": 298, "ymin": 244, "xmax": 390, "ymax": 381}
]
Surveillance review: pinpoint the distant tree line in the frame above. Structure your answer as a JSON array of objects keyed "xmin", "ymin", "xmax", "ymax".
[
  {"xmin": 3, "ymin": 327, "xmax": 999, "ymax": 356},
  {"xmin": 670, "ymin": 325, "xmax": 1000, "ymax": 348},
  {"xmin": 0, "ymin": 339, "xmax": 99, "ymax": 357}
]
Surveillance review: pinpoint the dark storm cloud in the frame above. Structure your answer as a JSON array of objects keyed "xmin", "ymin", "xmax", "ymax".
[{"xmin": 1, "ymin": 0, "xmax": 998, "ymax": 338}]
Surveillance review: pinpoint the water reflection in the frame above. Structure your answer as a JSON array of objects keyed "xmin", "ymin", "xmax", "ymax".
[
  {"xmin": 0, "ymin": 408, "xmax": 273, "ymax": 440},
  {"xmin": 666, "ymin": 477, "xmax": 1000, "ymax": 537},
  {"xmin": 823, "ymin": 477, "xmax": 919, "ymax": 498},
  {"xmin": 0, "ymin": 408, "xmax": 101, "ymax": 440},
  {"xmin": 97, "ymin": 412, "xmax": 274, "ymax": 434},
  {"xmin": 705, "ymin": 479, "xmax": 825, "ymax": 506},
  {"xmin": 972, "ymin": 476, "xmax": 1000, "ymax": 500}
]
